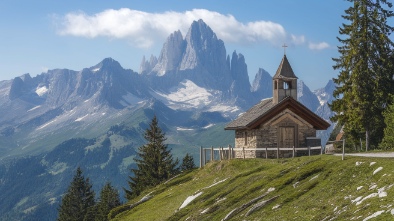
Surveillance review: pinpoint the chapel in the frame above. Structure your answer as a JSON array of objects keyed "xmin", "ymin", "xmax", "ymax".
[{"xmin": 224, "ymin": 54, "xmax": 330, "ymax": 158}]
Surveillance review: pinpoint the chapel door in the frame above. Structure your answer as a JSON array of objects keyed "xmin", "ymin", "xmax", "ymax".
[{"xmin": 280, "ymin": 127, "xmax": 295, "ymax": 148}]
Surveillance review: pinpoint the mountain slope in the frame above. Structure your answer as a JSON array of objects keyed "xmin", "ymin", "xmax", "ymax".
[
  {"xmin": 112, "ymin": 155, "xmax": 394, "ymax": 221},
  {"xmin": 0, "ymin": 99, "xmax": 234, "ymax": 221}
]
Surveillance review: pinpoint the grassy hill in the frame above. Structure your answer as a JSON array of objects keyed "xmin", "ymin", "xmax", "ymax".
[{"xmin": 111, "ymin": 154, "xmax": 394, "ymax": 220}]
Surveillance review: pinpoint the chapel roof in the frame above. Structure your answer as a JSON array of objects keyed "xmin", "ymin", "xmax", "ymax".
[
  {"xmin": 273, "ymin": 55, "xmax": 298, "ymax": 79},
  {"xmin": 225, "ymin": 98, "xmax": 275, "ymax": 129},
  {"xmin": 225, "ymin": 96, "xmax": 330, "ymax": 130}
]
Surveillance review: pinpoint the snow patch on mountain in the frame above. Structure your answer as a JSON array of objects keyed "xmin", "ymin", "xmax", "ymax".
[
  {"xmin": 313, "ymin": 79, "xmax": 335, "ymax": 106},
  {"xmin": 176, "ymin": 127, "xmax": 194, "ymax": 131},
  {"xmin": 28, "ymin": 105, "xmax": 42, "ymax": 112},
  {"xmin": 38, "ymin": 119, "xmax": 57, "ymax": 130},
  {"xmin": 120, "ymin": 92, "xmax": 143, "ymax": 107},
  {"xmin": 92, "ymin": 67, "xmax": 100, "ymax": 72},
  {"xmin": 35, "ymin": 86, "xmax": 48, "ymax": 96},
  {"xmin": 203, "ymin": 124, "xmax": 215, "ymax": 129},
  {"xmin": 317, "ymin": 92, "xmax": 327, "ymax": 105},
  {"xmin": 208, "ymin": 104, "xmax": 239, "ymax": 114},
  {"xmin": 152, "ymin": 79, "xmax": 213, "ymax": 110},
  {"xmin": 151, "ymin": 79, "xmax": 241, "ymax": 117},
  {"xmin": 75, "ymin": 114, "xmax": 89, "ymax": 122}
]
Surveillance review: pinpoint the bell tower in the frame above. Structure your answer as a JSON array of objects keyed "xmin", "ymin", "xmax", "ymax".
[{"xmin": 272, "ymin": 52, "xmax": 298, "ymax": 104}]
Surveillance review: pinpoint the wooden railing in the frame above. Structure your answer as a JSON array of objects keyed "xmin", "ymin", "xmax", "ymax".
[{"xmin": 199, "ymin": 145, "xmax": 322, "ymax": 167}]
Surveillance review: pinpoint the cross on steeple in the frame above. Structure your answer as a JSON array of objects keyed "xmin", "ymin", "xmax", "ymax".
[{"xmin": 282, "ymin": 43, "xmax": 288, "ymax": 55}]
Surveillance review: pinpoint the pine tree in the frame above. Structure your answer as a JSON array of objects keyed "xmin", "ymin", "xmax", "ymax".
[
  {"xmin": 180, "ymin": 153, "xmax": 196, "ymax": 172},
  {"xmin": 58, "ymin": 167, "xmax": 96, "ymax": 221},
  {"xmin": 125, "ymin": 115, "xmax": 179, "ymax": 200},
  {"xmin": 379, "ymin": 95, "xmax": 394, "ymax": 149},
  {"xmin": 330, "ymin": 0, "xmax": 394, "ymax": 150},
  {"xmin": 95, "ymin": 182, "xmax": 121, "ymax": 221}
]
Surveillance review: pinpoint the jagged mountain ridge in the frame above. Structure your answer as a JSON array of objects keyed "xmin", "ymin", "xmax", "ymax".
[
  {"xmin": 140, "ymin": 20, "xmax": 258, "ymax": 110},
  {"xmin": 0, "ymin": 19, "xmax": 334, "ymax": 158}
]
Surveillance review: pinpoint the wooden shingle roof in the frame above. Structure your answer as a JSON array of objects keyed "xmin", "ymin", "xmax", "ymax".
[
  {"xmin": 225, "ymin": 98, "xmax": 275, "ymax": 130},
  {"xmin": 225, "ymin": 96, "xmax": 330, "ymax": 130},
  {"xmin": 273, "ymin": 55, "xmax": 298, "ymax": 79}
]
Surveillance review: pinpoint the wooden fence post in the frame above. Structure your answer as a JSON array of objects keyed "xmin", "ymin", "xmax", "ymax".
[
  {"xmin": 292, "ymin": 146, "xmax": 295, "ymax": 158},
  {"xmin": 200, "ymin": 146, "xmax": 203, "ymax": 168},
  {"xmin": 308, "ymin": 146, "xmax": 311, "ymax": 156},
  {"xmin": 265, "ymin": 146, "xmax": 268, "ymax": 159},
  {"xmin": 211, "ymin": 146, "xmax": 214, "ymax": 162},
  {"xmin": 203, "ymin": 148, "xmax": 206, "ymax": 166},
  {"xmin": 342, "ymin": 138, "xmax": 346, "ymax": 161}
]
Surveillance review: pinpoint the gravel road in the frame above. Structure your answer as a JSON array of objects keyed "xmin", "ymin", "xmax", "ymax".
[{"xmin": 334, "ymin": 152, "xmax": 394, "ymax": 158}]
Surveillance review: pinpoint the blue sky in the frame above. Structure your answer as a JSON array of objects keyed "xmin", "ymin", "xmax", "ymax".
[{"xmin": 0, "ymin": 0, "xmax": 353, "ymax": 90}]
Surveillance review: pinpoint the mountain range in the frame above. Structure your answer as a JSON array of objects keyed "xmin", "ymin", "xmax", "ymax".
[{"xmin": 0, "ymin": 19, "xmax": 335, "ymax": 220}]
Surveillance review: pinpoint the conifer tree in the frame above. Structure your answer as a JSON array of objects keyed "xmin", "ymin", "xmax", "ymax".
[
  {"xmin": 95, "ymin": 182, "xmax": 121, "ymax": 221},
  {"xmin": 125, "ymin": 115, "xmax": 179, "ymax": 200},
  {"xmin": 331, "ymin": 0, "xmax": 394, "ymax": 150},
  {"xmin": 379, "ymin": 95, "xmax": 394, "ymax": 149},
  {"xmin": 58, "ymin": 167, "xmax": 96, "ymax": 221},
  {"xmin": 180, "ymin": 153, "xmax": 196, "ymax": 172}
]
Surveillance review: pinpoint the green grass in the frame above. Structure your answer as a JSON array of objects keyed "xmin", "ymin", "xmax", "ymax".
[{"xmin": 111, "ymin": 155, "xmax": 394, "ymax": 220}]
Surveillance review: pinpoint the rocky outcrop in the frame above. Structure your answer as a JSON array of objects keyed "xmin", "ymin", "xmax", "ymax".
[
  {"xmin": 151, "ymin": 30, "xmax": 185, "ymax": 76},
  {"xmin": 297, "ymin": 80, "xmax": 320, "ymax": 112},
  {"xmin": 9, "ymin": 77, "xmax": 25, "ymax": 100},
  {"xmin": 229, "ymin": 51, "xmax": 252, "ymax": 107},
  {"xmin": 314, "ymin": 79, "xmax": 336, "ymax": 105},
  {"xmin": 139, "ymin": 55, "xmax": 158, "ymax": 75},
  {"xmin": 179, "ymin": 19, "xmax": 231, "ymax": 91},
  {"xmin": 252, "ymin": 68, "xmax": 273, "ymax": 101}
]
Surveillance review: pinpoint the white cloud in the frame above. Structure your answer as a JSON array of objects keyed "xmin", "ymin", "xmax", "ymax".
[
  {"xmin": 56, "ymin": 8, "xmax": 303, "ymax": 48},
  {"xmin": 290, "ymin": 34, "xmax": 305, "ymax": 45},
  {"xmin": 308, "ymin": 42, "xmax": 330, "ymax": 50}
]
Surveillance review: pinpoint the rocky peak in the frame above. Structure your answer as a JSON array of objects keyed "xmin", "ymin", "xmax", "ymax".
[
  {"xmin": 98, "ymin": 57, "xmax": 123, "ymax": 72},
  {"xmin": 314, "ymin": 79, "xmax": 336, "ymax": 106},
  {"xmin": 229, "ymin": 51, "xmax": 251, "ymax": 104},
  {"xmin": 185, "ymin": 19, "xmax": 216, "ymax": 48},
  {"xmin": 139, "ymin": 55, "xmax": 158, "ymax": 74},
  {"xmin": 297, "ymin": 80, "xmax": 320, "ymax": 112},
  {"xmin": 251, "ymin": 68, "xmax": 273, "ymax": 100},
  {"xmin": 230, "ymin": 51, "xmax": 248, "ymax": 81},
  {"xmin": 324, "ymin": 79, "xmax": 336, "ymax": 92},
  {"xmin": 20, "ymin": 73, "xmax": 32, "ymax": 82},
  {"xmin": 151, "ymin": 30, "xmax": 185, "ymax": 76},
  {"xmin": 180, "ymin": 19, "xmax": 227, "ymax": 73},
  {"xmin": 9, "ymin": 77, "xmax": 25, "ymax": 100}
]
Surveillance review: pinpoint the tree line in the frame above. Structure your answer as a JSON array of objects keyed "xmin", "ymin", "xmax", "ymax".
[{"xmin": 57, "ymin": 115, "xmax": 196, "ymax": 220}]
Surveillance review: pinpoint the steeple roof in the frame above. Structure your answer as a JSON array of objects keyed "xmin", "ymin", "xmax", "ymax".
[{"xmin": 273, "ymin": 55, "xmax": 298, "ymax": 79}]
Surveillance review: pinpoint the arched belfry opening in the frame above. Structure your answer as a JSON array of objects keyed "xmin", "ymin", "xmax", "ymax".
[{"xmin": 273, "ymin": 55, "xmax": 298, "ymax": 104}]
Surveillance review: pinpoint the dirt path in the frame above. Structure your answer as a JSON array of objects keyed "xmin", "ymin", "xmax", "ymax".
[{"xmin": 334, "ymin": 152, "xmax": 394, "ymax": 158}]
